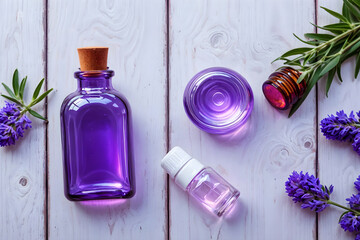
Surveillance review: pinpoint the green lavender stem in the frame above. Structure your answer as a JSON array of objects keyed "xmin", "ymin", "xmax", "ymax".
[
  {"xmin": 328, "ymin": 200, "xmax": 360, "ymax": 215},
  {"xmin": 308, "ymin": 23, "xmax": 360, "ymax": 56}
]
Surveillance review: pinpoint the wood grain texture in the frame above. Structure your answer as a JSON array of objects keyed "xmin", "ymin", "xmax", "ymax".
[
  {"xmin": 47, "ymin": 0, "xmax": 167, "ymax": 239},
  {"xmin": 317, "ymin": 1, "xmax": 360, "ymax": 240},
  {"xmin": 2, "ymin": 0, "xmax": 360, "ymax": 239},
  {"xmin": 169, "ymin": 0, "xmax": 317, "ymax": 239},
  {"xmin": 0, "ymin": 0, "xmax": 46, "ymax": 239}
]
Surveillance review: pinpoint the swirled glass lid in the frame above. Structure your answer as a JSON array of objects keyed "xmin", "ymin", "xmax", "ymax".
[{"xmin": 183, "ymin": 67, "xmax": 253, "ymax": 134}]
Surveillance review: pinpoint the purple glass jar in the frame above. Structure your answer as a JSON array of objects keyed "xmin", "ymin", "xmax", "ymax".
[
  {"xmin": 183, "ymin": 67, "xmax": 253, "ymax": 134},
  {"xmin": 60, "ymin": 70, "xmax": 135, "ymax": 201}
]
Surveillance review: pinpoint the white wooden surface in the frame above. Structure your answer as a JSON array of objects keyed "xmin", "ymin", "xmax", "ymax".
[
  {"xmin": 317, "ymin": 1, "xmax": 360, "ymax": 240},
  {"xmin": 47, "ymin": 0, "xmax": 167, "ymax": 239},
  {"xmin": 0, "ymin": 0, "xmax": 357, "ymax": 240},
  {"xmin": 0, "ymin": 0, "xmax": 46, "ymax": 239},
  {"xmin": 169, "ymin": 0, "xmax": 317, "ymax": 239}
]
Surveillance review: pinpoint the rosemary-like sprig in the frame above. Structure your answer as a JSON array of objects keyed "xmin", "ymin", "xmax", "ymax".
[
  {"xmin": 1, "ymin": 69, "xmax": 53, "ymax": 121},
  {"xmin": 274, "ymin": 0, "xmax": 360, "ymax": 117}
]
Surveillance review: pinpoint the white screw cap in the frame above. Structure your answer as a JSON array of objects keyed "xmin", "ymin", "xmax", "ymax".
[
  {"xmin": 161, "ymin": 146, "xmax": 192, "ymax": 178},
  {"xmin": 161, "ymin": 146, "xmax": 205, "ymax": 190}
]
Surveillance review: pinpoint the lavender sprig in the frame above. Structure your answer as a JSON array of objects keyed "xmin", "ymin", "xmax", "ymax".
[
  {"xmin": 286, "ymin": 171, "xmax": 360, "ymax": 239},
  {"xmin": 339, "ymin": 182, "xmax": 360, "ymax": 236},
  {"xmin": 320, "ymin": 110, "xmax": 360, "ymax": 141},
  {"xmin": 347, "ymin": 194, "xmax": 360, "ymax": 211},
  {"xmin": 320, "ymin": 110, "xmax": 360, "ymax": 156},
  {"xmin": 340, "ymin": 212, "xmax": 360, "ymax": 233},
  {"xmin": 285, "ymin": 171, "xmax": 333, "ymax": 212},
  {"xmin": 0, "ymin": 69, "xmax": 53, "ymax": 147},
  {"xmin": 0, "ymin": 101, "xmax": 32, "ymax": 146}
]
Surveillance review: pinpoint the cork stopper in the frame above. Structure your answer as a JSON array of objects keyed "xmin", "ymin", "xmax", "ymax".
[{"xmin": 77, "ymin": 47, "xmax": 108, "ymax": 71}]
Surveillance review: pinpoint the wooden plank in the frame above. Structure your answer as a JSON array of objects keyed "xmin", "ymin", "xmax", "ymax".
[
  {"xmin": 0, "ymin": 0, "xmax": 46, "ymax": 239},
  {"xmin": 317, "ymin": 1, "xmax": 360, "ymax": 240},
  {"xmin": 169, "ymin": 0, "xmax": 316, "ymax": 239},
  {"xmin": 47, "ymin": 0, "xmax": 167, "ymax": 239}
]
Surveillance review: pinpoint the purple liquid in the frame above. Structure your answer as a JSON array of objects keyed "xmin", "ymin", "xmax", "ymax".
[
  {"xmin": 187, "ymin": 167, "xmax": 240, "ymax": 217},
  {"xmin": 184, "ymin": 67, "xmax": 253, "ymax": 134},
  {"xmin": 61, "ymin": 70, "xmax": 135, "ymax": 201}
]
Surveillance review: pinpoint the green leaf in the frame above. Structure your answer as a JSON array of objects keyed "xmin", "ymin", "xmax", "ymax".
[
  {"xmin": 32, "ymin": 78, "xmax": 44, "ymax": 100},
  {"xmin": 1, "ymin": 94, "xmax": 23, "ymax": 106},
  {"xmin": 303, "ymin": 52, "xmax": 315, "ymax": 65},
  {"xmin": 310, "ymin": 22, "xmax": 343, "ymax": 35},
  {"xmin": 310, "ymin": 23, "xmax": 342, "ymax": 35},
  {"xmin": 345, "ymin": 39, "xmax": 360, "ymax": 56},
  {"xmin": 344, "ymin": 0, "xmax": 360, "ymax": 20},
  {"xmin": 339, "ymin": 211, "xmax": 351, "ymax": 223},
  {"xmin": 12, "ymin": 69, "xmax": 19, "ymax": 96},
  {"xmin": 343, "ymin": 1, "xmax": 352, "ymax": 20},
  {"xmin": 323, "ymin": 23, "xmax": 351, "ymax": 31},
  {"xmin": 28, "ymin": 109, "xmax": 47, "ymax": 121},
  {"xmin": 326, "ymin": 68, "xmax": 336, "ymax": 97},
  {"xmin": 297, "ymin": 72, "xmax": 307, "ymax": 84},
  {"xmin": 289, "ymin": 67, "xmax": 323, "ymax": 117},
  {"xmin": 19, "ymin": 76, "xmax": 27, "ymax": 100},
  {"xmin": 304, "ymin": 33, "xmax": 335, "ymax": 41},
  {"xmin": 323, "ymin": 42, "xmax": 335, "ymax": 58},
  {"xmin": 337, "ymin": 65, "xmax": 343, "ymax": 82},
  {"xmin": 31, "ymin": 88, "xmax": 53, "ymax": 106},
  {"xmin": 280, "ymin": 47, "xmax": 312, "ymax": 58},
  {"xmin": 321, "ymin": 6, "xmax": 349, "ymax": 23},
  {"xmin": 349, "ymin": 0, "xmax": 360, "ymax": 9},
  {"xmin": 284, "ymin": 59, "xmax": 302, "ymax": 66},
  {"xmin": 327, "ymin": 40, "xmax": 347, "ymax": 56},
  {"xmin": 343, "ymin": 5, "xmax": 350, "ymax": 19},
  {"xmin": 355, "ymin": 53, "xmax": 360, "ymax": 78},
  {"xmin": 1, "ymin": 83, "xmax": 16, "ymax": 98},
  {"xmin": 293, "ymin": 33, "xmax": 318, "ymax": 46},
  {"xmin": 320, "ymin": 55, "xmax": 341, "ymax": 76},
  {"xmin": 348, "ymin": 10, "xmax": 359, "ymax": 22},
  {"xmin": 307, "ymin": 52, "xmax": 320, "ymax": 64}
]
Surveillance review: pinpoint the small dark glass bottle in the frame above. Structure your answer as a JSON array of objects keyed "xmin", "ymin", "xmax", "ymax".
[{"xmin": 262, "ymin": 67, "xmax": 306, "ymax": 110}]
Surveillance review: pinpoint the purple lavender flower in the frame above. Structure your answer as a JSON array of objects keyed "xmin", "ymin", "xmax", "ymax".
[
  {"xmin": 347, "ymin": 194, "xmax": 360, "ymax": 211},
  {"xmin": 320, "ymin": 110, "xmax": 360, "ymax": 142},
  {"xmin": 353, "ymin": 133, "xmax": 360, "ymax": 156},
  {"xmin": 355, "ymin": 176, "xmax": 360, "ymax": 193},
  {"xmin": 0, "ymin": 101, "xmax": 31, "ymax": 147},
  {"xmin": 339, "ymin": 212, "xmax": 360, "ymax": 233},
  {"xmin": 356, "ymin": 234, "xmax": 360, "ymax": 240},
  {"xmin": 285, "ymin": 171, "xmax": 333, "ymax": 212}
]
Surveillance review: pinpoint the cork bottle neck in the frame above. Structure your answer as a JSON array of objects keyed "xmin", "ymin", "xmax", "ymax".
[{"xmin": 75, "ymin": 70, "xmax": 114, "ymax": 90}]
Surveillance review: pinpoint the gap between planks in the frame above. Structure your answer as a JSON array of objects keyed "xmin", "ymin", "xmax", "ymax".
[{"xmin": 43, "ymin": 0, "xmax": 49, "ymax": 239}]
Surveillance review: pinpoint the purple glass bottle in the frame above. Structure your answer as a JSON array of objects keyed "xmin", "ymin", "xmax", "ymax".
[
  {"xmin": 183, "ymin": 67, "xmax": 253, "ymax": 134},
  {"xmin": 161, "ymin": 147, "xmax": 239, "ymax": 217},
  {"xmin": 60, "ymin": 48, "xmax": 134, "ymax": 201}
]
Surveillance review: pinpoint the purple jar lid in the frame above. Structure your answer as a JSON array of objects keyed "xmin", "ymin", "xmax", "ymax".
[{"xmin": 183, "ymin": 67, "xmax": 254, "ymax": 134}]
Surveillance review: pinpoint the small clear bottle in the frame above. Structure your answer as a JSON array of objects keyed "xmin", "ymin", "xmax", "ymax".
[{"xmin": 161, "ymin": 146, "xmax": 240, "ymax": 217}]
